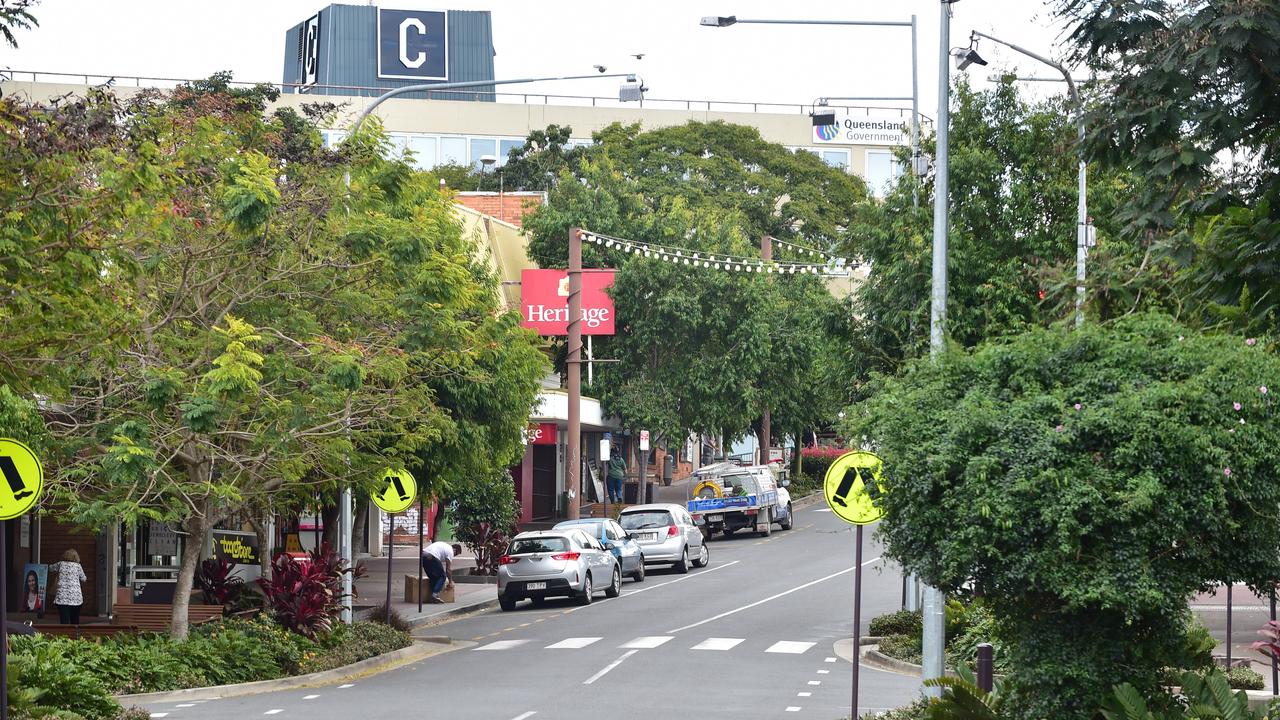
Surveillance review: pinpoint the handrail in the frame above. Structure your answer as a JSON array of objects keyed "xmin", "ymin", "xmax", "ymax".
[{"xmin": 0, "ymin": 69, "xmax": 934, "ymax": 122}]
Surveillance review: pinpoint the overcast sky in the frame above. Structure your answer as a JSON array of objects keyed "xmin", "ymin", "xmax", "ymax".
[{"xmin": 2, "ymin": 1, "xmax": 1081, "ymax": 117}]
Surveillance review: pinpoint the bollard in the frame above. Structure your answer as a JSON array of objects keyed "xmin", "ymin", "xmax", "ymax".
[{"xmin": 976, "ymin": 643, "xmax": 994, "ymax": 693}]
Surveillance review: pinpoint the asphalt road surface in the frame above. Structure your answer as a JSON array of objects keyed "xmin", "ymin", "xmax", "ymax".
[{"xmin": 141, "ymin": 505, "xmax": 921, "ymax": 720}]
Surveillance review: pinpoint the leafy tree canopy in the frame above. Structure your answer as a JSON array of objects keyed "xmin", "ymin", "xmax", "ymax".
[{"xmin": 849, "ymin": 313, "xmax": 1280, "ymax": 719}]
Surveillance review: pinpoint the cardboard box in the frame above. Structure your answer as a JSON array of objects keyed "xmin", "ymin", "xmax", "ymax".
[{"xmin": 404, "ymin": 574, "xmax": 455, "ymax": 604}]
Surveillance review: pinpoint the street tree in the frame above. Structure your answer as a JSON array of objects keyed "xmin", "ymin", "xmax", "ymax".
[
  {"xmin": 522, "ymin": 121, "xmax": 862, "ymax": 455},
  {"xmin": 849, "ymin": 313, "xmax": 1280, "ymax": 719}
]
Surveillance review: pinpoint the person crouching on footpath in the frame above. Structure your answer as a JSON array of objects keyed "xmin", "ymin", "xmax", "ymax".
[{"xmin": 421, "ymin": 541, "xmax": 462, "ymax": 604}]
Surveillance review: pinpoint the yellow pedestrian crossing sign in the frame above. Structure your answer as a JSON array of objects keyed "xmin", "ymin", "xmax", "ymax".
[
  {"xmin": 373, "ymin": 468, "xmax": 417, "ymax": 513},
  {"xmin": 0, "ymin": 438, "xmax": 43, "ymax": 521},
  {"xmin": 823, "ymin": 451, "xmax": 885, "ymax": 525}
]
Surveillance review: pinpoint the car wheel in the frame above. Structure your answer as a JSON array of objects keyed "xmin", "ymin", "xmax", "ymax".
[
  {"xmin": 692, "ymin": 542, "xmax": 709, "ymax": 568},
  {"xmin": 577, "ymin": 573, "xmax": 594, "ymax": 605},
  {"xmin": 780, "ymin": 503, "xmax": 794, "ymax": 530},
  {"xmin": 631, "ymin": 557, "xmax": 645, "ymax": 583},
  {"xmin": 722, "ymin": 527, "xmax": 735, "ymax": 538},
  {"xmin": 674, "ymin": 546, "xmax": 690, "ymax": 574},
  {"xmin": 606, "ymin": 566, "xmax": 622, "ymax": 598},
  {"xmin": 499, "ymin": 593, "xmax": 517, "ymax": 612},
  {"xmin": 758, "ymin": 509, "xmax": 772, "ymax": 537}
]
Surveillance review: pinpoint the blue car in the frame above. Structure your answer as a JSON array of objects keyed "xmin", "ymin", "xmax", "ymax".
[{"xmin": 553, "ymin": 518, "xmax": 645, "ymax": 582}]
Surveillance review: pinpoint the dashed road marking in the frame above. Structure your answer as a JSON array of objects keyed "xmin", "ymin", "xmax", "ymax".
[
  {"xmin": 303, "ymin": 695, "xmax": 320, "ymax": 700},
  {"xmin": 475, "ymin": 639, "xmax": 532, "ymax": 651},
  {"xmin": 798, "ymin": 692, "xmax": 812, "ymax": 697},
  {"xmin": 786, "ymin": 707, "xmax": 802, "ymax": 712},
  {"xmin": 150, "ymin": 715, "xmax": 169, "ymax": 719},
  {"xmin": 338, "ymin": 684, "xmax": 355, "ymax": 689},
  {"xmin": 808, "ymin": 680, "xmax": 822, "ymax": 686},
  {"xmin": 509, "ymin": 713, "xmax": 537, "ymax": 720},
  {"xmin": 825, "ymin": 657, "xmax": 838, "ymax": 663},
  {"xmin": 264, "ymin": 711, "xmax": 284, "ymax": 716},
  {"xmin": 546, "ymin": 637, "xmax": 602, "ymax": 649},
  {"xmin": 766, "ymin": 641, "xmax": 816, "ymax": 654},
  {"xmin": 691, "ymin": 637, "xmax": 745, "ymax": 651}
]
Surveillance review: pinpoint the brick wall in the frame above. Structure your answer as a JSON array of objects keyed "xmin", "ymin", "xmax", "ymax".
[{"xmin": 454, "ymin": 193, "xmax": 544, "ymax": 227}]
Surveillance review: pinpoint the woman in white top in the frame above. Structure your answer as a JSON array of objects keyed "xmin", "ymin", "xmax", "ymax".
[{"xmin": 50, "ymin": 549, "xmax": 88, "ymax": 625}]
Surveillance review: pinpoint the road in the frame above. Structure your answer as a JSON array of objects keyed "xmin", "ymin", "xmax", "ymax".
[{"xmin": 141, "ymin": 505, "xmax": 921, "ymax": 720}]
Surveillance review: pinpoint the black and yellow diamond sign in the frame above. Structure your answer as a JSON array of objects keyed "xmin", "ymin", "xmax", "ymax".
[
  {"xmin": 823, "ymin": 451, "xmax": 885, "ymax": 526},
  {"xmin": 0, "ymin": 438, "xmax": 43, "ymax": 521},
  {"xmin": 373, "ymin": 468, "xmax": 417, "ymax": 514}
]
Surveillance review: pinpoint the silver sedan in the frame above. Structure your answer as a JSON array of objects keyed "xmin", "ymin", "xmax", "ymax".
[{"xmin": 497, "ymin": 529, "xmax": 622, "ymax": 611}]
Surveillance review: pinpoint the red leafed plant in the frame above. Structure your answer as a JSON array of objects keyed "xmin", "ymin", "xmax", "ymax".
[
  {"xmin": 1252, "ymin": 620, "xmax": 1280, "ymax": 660},
  {"xmin": 196, "ymin": 556, "xmax": 244, "ymax": 609},
  {"xmin": 257, "ymin": 544, "xmax": 362, "ymax": 638},
  {"xmin": 466, "ymin": 521, "xmax": 511, "ymax": 576}
]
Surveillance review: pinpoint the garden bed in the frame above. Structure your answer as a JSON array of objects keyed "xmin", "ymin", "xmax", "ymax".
[{"xmin": 9, "ymin": 617, "xmax": 411, "ymax": 720}]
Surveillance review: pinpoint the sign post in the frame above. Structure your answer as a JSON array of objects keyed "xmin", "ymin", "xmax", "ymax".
[
  {"xmin": 0, "ymin": 438, "xmax": 45, "ymax": 720},
  {"xmin": 373, "ymin": 469, "xmax": 418, "ymax": 615},
  {"xmin": 823, "ymin": 451, "xmax": 886, "ymax": 720}
]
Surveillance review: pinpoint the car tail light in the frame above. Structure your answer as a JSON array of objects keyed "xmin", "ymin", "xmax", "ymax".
[
  {"xmin": 551, "ymin": 552, "xmax": 580, "ymax": 561},
  {"xmin": 745, "ymin": 509, "xmax": 757, "ymax": 516},
  {"xmin": 499, "ymin": 555, "xmax": 519, "ymax": 565},
  {"xmin": 666, "ymin": 525, "xmax": 678, "ymax": 537}
]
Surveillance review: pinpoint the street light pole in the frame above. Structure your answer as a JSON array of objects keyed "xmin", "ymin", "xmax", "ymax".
[
  {"xmin": 923, "ymin": 0, "xmax": 955, "ymax": 698},
  {"xmin": 970, "ymin": 30, "xmax": 1087, "ymax": 326}
]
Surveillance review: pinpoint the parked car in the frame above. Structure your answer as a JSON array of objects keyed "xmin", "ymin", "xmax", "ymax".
[
  {"xmin": 618, "ymin": 503, "xmax": 708, "ymax": 574},
  {"xmin": 553, "ymin": 518, "xmax": 645, "ymax": 582},
  {"xmin": 497, "ymin": 530, "xmax": 621, "ymax": 611},
  {"xmin": 688, "ymin": 462, "xmax": 793, "ymax": 538}
]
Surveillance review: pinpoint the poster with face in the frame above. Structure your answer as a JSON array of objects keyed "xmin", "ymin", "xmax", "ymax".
[{"xmin": 22, "ymin": 563, "xmax": 47, "ymax": 616}]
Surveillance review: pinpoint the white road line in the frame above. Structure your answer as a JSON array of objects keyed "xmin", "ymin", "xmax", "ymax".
[
  {"xmin": 620, "ymin": 635, "xmax": 673, "ymax": 649},
  {"xmin": 338, "ymin": 684, "xmax": 355, "ymax": 689},
  {"xmin": 150, "ymin": 715, "xmax": 169, "ymax": 719},
  {"xmin": 583, "ymin": 650, "xmax": 638, "ymax": 685},
  {"xmin": 786, "ymin": 707, "xmax": 802, "ymax": 712},
  {"xmin": 798, "ymin": 692, "xmax": 812, "ymax": 697},
  {"xmin": 475, "ymin": 639, "xmax": 532, "ymax": 651},
  {"xmin": 668, "ymin": 557, "xmax": 882, "ymax": 633},
  {"xmin": 618, "ymin": 560, "xmax": 741, "ymax": 598},
  {"xmin": 808, "ymin": 680, "xmax": 822, "ymax": 686},
  {"xmin": 817, "ymin": 669, "xmax": 830, "ymax": 674},
  {"xmin": 176, "ymin": 704, "xmax": 195, "ymax": 708},
  {"xmin": 264, "ymin": 711, "xmax": 284, "ymax": 716},
  {"xmin": 815, "ymin": 508, "xmax": 832, "ymax": 512},
  {"xmin": 509, "ymin": 713, "xmax": 538, "ymax": 720},
  {"xmin": 766, "ymin": 641, "xmax": 816, "ymax": 654},
  {"xmin": 302, "ymin": 695, "xmax": 320, "ymax": 700},
  {"xmin": 691, "ymin": 637, "xmax": 745, "ymax": 651},
  {"xmin": 825, "ymin": 657, "xmax": 837, "ymax": 663},
  {"xmin": 546, "ymin": 637, "xmax": 602, "ymax": 649}
]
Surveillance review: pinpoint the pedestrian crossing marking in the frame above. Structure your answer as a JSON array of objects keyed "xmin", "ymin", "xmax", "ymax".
[
  {"xmin": 546, "ymin": 637, "xmax": 602, "ymax": 649},
  {"xmin": 766, "ymin": 641, "xmax": 816, "ymax": 654},
  {"xmin": 475, "ymin": 639, "xmax": 532, "ymax": 651},
  {"xmin": 691, "ymin": 637, "xmax": 745, "ymax": 651},
  {"xmin": 824, "ymin": 657, "xmax": 838, "ymax": 662},
  {"xmin": 620, "ymin": 636, "xmax": 673, "ymax": 649},
  {"xmin": 798, "ymin": 692, "xmax": 812, "ymax": 697}
]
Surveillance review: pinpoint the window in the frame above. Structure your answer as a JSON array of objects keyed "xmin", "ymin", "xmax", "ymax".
[
  {"xmin": 405, "ymin": 136, "xmax": 437, "ymax": 170},
  {"xmin": 821, "ymin": 150, "xmax": 850, "ymax": 169},
  {"xmin": 499, "ymin": 138, "xmax": 523, "ymax": 166},
  {"xmin": 470, "ymin": 137, "xmax": 497, "ymax": 170},
  {"xmin": 605, "ymin": 522, "xmax": 623, "ymax": 541},
  {"xmin": 440, "ymin": 136, "xmax": 466, "ymax": 166},
  {"xmin": 508, "ymin": 537, "xmax": 567, "ymax": 554},
  {"xmin": 865, "ymin": 150, "xmax": 904, "ymax": 197},
  {"xmin": 619, "ymin": 511, "xmax": 674, "ymax": 530}
]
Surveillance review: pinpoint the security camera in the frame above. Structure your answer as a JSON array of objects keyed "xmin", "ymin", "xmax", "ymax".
[
  {"xmin": 952, "ymin": 47, "xmax": 988, "ymax": 71},
  {"xmin": 631, "ymin": 53, "xmax": 645, "ymax": 60},
  {"xmin": 594, "ymin": 64, "xmax": 607, "ymax": 73}
]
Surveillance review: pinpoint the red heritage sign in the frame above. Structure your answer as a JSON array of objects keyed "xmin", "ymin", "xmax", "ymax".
[
  {"xmin": 529, "ymin": 422, "xmax": 557, "ymax": 446},
  {"xmin": 520, "ymin": 269, "xmax": 616, "ymax": 336}
]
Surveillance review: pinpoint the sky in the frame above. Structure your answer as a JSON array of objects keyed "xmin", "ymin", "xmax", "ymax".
[{"xmin": 0, "ymin": 1, "xmax": 1082, "ymax": 117}]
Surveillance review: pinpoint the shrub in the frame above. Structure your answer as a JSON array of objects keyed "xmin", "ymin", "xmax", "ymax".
[
  {"xmin": 450, "ymin": 470, "xmax": 518, "ymax": 575},
  {"xmin": 7, "ymin": 641, "xmax": 120, "ymax": 720},
  {"xmin": 195, "ymin": 556, "xmax": 245, "ymax": 610},
  {"xmin": 869, "ymin": 609, "xmax": 922, "ymax": 637},
  {"xmin": 257, "ymin": 543, "xmax": 356, "ymax": 638},
  {"xmin": 297, "ymin": 621, "xmax": 411, "ymax": 674},
  {"xmin": 369, "ymin": 603, "xmax": 414, "ymax": 633},
  {"xmin": 869, "ymin": 699, "xmax": 931, "ymax": 720},
  {"xmin": 850, "ymin": 314, "xmax": 1280, "ymax": 719},
  {"xmin": 1101, "ymin": 669, "xmax": 1263, "ymax": 719},
  {"xmin": 799, "ymin": 445, "xmax": 846, "ymax": 484},
  {"xmin": 877, "ymin": 633, "xmax": 922, "ymax": 666},
  {"xmin": 945, "ymin": 601, "xmax": 1010, "ymax": 674}
]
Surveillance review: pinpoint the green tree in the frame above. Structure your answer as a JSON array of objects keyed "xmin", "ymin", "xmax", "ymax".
[
  {"xmin": 523, "ymin": 121, "xmax": 863, "ymax": 450},
  {"xmin": 848, "ymin": 313, "xmax": 1280, "ymax": 719},
  {"xmin": 842, "ymin": 79, "xmax": 1156, "ymax": 383},
  {"xmin": 0, "ymin": 0, "xmax": 36, "ymax": 48}
]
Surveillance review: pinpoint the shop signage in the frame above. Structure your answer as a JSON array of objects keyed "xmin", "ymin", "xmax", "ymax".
[
  {"xmin": 377, "ymin": 8, "xmax": 448, "ymax": 80},
  {"xmin": 520, "ymin": 269, "xmax": 616, "ymax": 336},
  {"xmin": 529, "ymin": 422, "xmax": 557, "ymax": 446},
  {"xmin": 812, "ymin": 114, "xmax": 911, "ymax": 147},
  {"xmin": 149, "ymin": 521, "xmax": 179, "ymax": 557},
  {"xmin": 212, "ymin": 530, "xmax": 262, "ymax": 580}
]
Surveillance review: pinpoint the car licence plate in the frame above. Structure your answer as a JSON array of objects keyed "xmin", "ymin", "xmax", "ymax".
[
  {"xmin": 707, "ymin": 514, "xmax": 723, "ymax": 522},
  {"xmin": 526, "ymin": 581, "xmax": 546, "ymax": 591},
  {"xmin": 636, "ymin": 532, "xmax": 657, "ymax": 541}
]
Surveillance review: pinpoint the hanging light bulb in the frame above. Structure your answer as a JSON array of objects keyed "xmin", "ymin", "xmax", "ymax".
[
  {"xmin": 605, "ymin": 240, "xmax": 614, "ymax": 248},
  {"xmin": 734, "ymin": 264, "xmax": 741, "ymax": 272}
]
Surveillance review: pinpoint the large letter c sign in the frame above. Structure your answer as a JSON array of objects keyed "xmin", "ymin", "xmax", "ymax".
[{"xmin": 399, "ymin": 18, "xmax": 427, "ymax": 68}]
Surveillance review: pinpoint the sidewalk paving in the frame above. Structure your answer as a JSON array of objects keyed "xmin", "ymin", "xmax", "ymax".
[{"xmin": 352, "ymin": 547, "xmax": 496, "ymax": 630}]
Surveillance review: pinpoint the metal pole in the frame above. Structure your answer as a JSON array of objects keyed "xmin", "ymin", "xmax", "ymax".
[
  {"xmin": 567, "ymin": 228, "xmax": 583, "ymax": 520},
  {"xmin": 639, "ymin": 439, "xmax": 648, "ymax": 505},
  {"xmin": 852, "ymin": 524, "xmax": 864, "ymax": 718},
  {"xmin": 340, "ymin": 486, "xmax": 352, "ymax": 624},
  {"xmin": 384, "ymin": 514, "xmax": 394, "ymax": 616},
  {"xmin": 1271, "ymin": 590, "xmax": 1277, "ymax": 696},
  {"xmin": 922, "ymin": 0, "xmax": 952, "ymax": 698},
  {"xmin": 760, "ymin": 235, "xmax": 773, "ymax": 464},
  {"xmin": 417, "ymin": 499, "xmax": 425, "ymax": 613},
  {"xmin": 587, "ymin": 335, "xmax": 594, "ymax": 387},
  {"xmin": 1227, "ymin": 583, "xmax": 1234, "ymax": 668},
  {"xmin": 976, "ymin": 643, "xmax": 994, "ymax": 693},
  {"xmin": 2, "ymin": 519, "xmax": 9, "ymax": 720},
  {"xmin": 911, "ymin": 14, "xmax": 921, "ymax": 209}
]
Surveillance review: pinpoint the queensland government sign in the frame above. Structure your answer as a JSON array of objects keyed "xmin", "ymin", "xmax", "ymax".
[
  {"xmin": 813, "ymin": 114, "xmax": 911, "ymax": 147},
  {"xmin": 520, "ymin": 269, "xmax": 616, "ymax": 336}
]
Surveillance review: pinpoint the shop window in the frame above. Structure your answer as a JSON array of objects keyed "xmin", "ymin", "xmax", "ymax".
[{"xmin": 865, "ymin": 150, "xmax": 904, "ymax": 197}]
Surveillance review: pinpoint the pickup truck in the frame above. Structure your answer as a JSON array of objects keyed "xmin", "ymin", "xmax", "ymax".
[{"xmin": 687, "ymin": 462, "xmax": 793, "ymax": 539}]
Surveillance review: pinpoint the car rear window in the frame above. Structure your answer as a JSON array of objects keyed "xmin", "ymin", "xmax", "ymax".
[
  {"xmin": 620, "ymin": 511, "xmax": 674, "ymax": 530},
  {"xmin": 508, "ymin": 537, "xmax": 568, "ymax": 554}
]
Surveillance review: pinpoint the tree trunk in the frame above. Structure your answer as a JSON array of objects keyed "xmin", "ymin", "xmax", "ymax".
[
  {"xmin": 171, "ymin": 507, "xmax": 212, "ymax": 640},
  {"xmin": 321, "ymin": 500, "xmax": 340, "ymax": 552},
  {"xmin": 352, "ymin": 500, "xmax": 368, "ymax": 555},
  {"xmin": 793, "ymin": 427, "xmax": 805, "ymax": 480}
]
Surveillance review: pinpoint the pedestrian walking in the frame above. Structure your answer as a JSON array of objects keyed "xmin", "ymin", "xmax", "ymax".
[
  {"xmin": 49, "ymin": 549, "xmax": 87, "ymax": 625},
  {"xmin": 607, "ymin": 447, "xmax": 627, "ymax": 504},
  {"xmin": 421, "ymin": 541, "xmax": 461, "ymax": 604}
]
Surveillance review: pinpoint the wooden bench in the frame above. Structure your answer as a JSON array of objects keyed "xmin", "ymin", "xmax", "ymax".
[
  {"xmin": 36, "ymin": 624, "xmax": 140, "ymax": 639},
  {"xmin": 112, "ymin": 603, "xmax": 224, "ymax": 632}
]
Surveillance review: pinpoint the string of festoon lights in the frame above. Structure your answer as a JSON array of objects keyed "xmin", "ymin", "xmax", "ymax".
[{"xmin": 580, "ymin": 229, "xmax": 855, "ymax": 276}]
